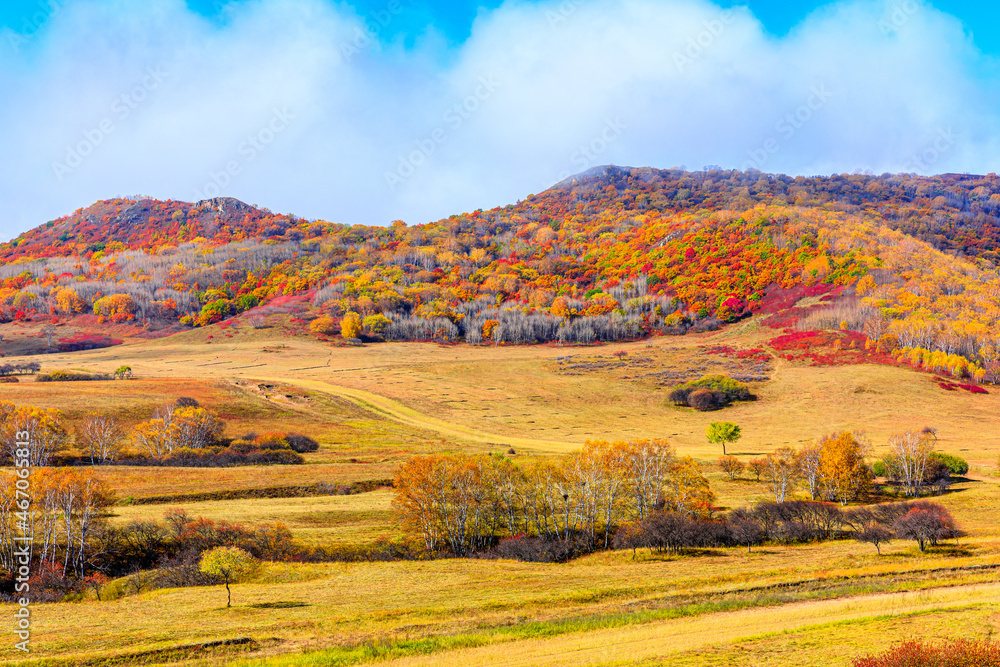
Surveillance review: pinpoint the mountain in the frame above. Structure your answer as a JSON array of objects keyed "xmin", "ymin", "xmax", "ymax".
[
  {"xmin": 0, "ymin": 196, "xmax": 306, "ymax": 261},
  {"xmin": 2, "ymin": 166, "xmax": 1000, "ymax": 382}
]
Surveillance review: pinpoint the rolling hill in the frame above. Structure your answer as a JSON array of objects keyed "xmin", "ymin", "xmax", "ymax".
[{"xmin": 2, "ymin": 166, "xmax": 1000, "ymax": 381}]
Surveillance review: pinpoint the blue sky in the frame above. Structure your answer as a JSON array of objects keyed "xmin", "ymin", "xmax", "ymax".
[
  {"xmin": 4, "ymin": 1, "xmax": 998, "ymax": 51},
  {"xmin": 0, "ymin": 0, "xmax": 998, "ymax": 238}
]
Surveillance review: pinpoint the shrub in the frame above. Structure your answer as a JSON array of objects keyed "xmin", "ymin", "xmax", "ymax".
[
  {"xmin": 929, "ymin": 451, "xmax": 968, "ymax": 475},
  {"xmin": 175, "ymin": 397, "xmax": 200, "ymax": 408},
  {"xmin": 36, "ymin": 370, "xmax": 112, "ymax": 382},
  {"xmin": 286, "ymin": 434, "xmax": 319, "ymax": 453},
  {"xmin": 853, "ymin": 639, "xmax": 1000, "ymax": 667},
  {"xmin": 490, "ymin": 536, "xmax": 575, "ymax": 563},
  {"xmin": 668, "ymin": 374, "xmax": 754, "ymax": 410},
  {"xmin": 688, "ymin": 388, "xmax": 725, "ymax": 411},
  {"xmin": 718, "ymin": 455, "xmax": 745, "ymax": 480},
  {"xmin": 893, "ymin": 503, "xmax": 959, "ymax": 551}
]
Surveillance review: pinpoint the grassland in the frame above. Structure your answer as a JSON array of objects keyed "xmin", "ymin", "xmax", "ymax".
[{"xmin": 2, "ymin": 314, "xmax": 1000, "ymax": 665}]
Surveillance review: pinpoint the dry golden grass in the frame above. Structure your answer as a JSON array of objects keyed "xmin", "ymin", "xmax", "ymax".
[
  {"xmin": 90, "ymin": 462, "xmax": 395, "ymax": 500},
  {"xmin": 2, "ymin": 316, "xmax": 1000, "ymax": 665},
  {"xmin": 6, "ymin": 317, "xmax": 995, "ymax": 463},
  {"xmin": 111, "ymin": 489, "xmax": 396, "ymax": 545}
]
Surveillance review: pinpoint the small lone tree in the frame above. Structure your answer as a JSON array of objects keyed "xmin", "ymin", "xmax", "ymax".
[
  {"xmin": 718, "ymin": 455, "xmax": 745, "ymax": 480},
  {"xmin": 856, "ymin": 525, "xmax": 892, "ymax": 555},
  {"xmin": 707, "ymin": 422, "xmax": 741, "ymax": 455},
  {"xmin": 114, "ymin": 365, "xmax": 132, "ymax": 380},
  {"xmin": 199, "ymin": 546, "xmax": 260, "ymax": 607}
]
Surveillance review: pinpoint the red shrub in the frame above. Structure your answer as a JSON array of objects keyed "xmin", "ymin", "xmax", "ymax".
[{"xmin": 853, "ymin": 639, "xmax": 1000, "ymax": 667}]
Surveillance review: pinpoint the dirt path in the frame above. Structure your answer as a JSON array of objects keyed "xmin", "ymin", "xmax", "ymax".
[
  {"xmin": 367, "ymin": 582, "xmax": 1000, "ymax": 666},
  {"xmin": 272, "ymin": 377, "xmax": 578, "ymax": 453}
]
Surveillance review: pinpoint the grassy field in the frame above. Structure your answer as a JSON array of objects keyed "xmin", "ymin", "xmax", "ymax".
[
  {"xmin": 111, "ymin": 489, "xmax": 397, "ymax": 545},
  {"xmin": 2, "ymin": 315, "xmax": 1000, "ymax": 665}
]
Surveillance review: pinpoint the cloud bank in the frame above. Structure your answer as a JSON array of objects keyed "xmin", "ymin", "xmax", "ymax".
[{"xmin": 0, "ymin": 0, "xmax": 997, "ymax": 239}]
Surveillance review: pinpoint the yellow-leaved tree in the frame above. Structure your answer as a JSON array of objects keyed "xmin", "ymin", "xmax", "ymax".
[{"xmin": 340, "ymin": 311, "xmax": 362, "ymax": 339}]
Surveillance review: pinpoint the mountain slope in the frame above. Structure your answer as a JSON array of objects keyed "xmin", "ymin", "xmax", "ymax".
[{"xmin": 2, "ymin": 166, "xmax": 1000, "ymax": 382}]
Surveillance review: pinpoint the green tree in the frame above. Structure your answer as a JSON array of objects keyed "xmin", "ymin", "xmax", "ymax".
[
  {"xmin": 363, "ymin": 313, "xmax": 392, "ymax": 337},
  {"xmin": 199, "ymin": 546, "xmax": 260, "ymax": 607},
  {"xmin": 706, "ymin": 422, "xmax": 741, "ymax": 455}
]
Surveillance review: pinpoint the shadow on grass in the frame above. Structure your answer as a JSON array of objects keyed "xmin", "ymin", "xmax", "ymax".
[{"xmin": 250, "ymin": 601, "xmax": 309, "ymax": 609}]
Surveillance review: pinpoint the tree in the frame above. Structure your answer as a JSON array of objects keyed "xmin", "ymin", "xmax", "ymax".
[
  {"xmin": 0, "ymin": 403, "xmax": 68, "ymax": 466},
  {"xmin": 340, "ymin": 311, "xmax": 362, "ymax": 339},
  {"xmin": 818, "ymin": 432, "xmax": 871, "ymax": 505},
  {"xmin": 114, "ymin": 366, "xmax": 132, "ymax": 380},
  {"xmin": 727, "ymin": 508, "xmax": 763, "ymax": 553},
  {"xmin": 309, "ymin": 315, "xmax": 337, "ymax": 336},
  {"xmin": 85, "ymin": 573, "xmax": 109, "ymax": 601},
  {"xmin": 130, "ymin": 417, "xmax": 180, "ymax": 458},
  {"xmin": 363, "ymin": 313, "xmax": 392, "ymax": 337},
  {"xmin": 172, "ymin": 406, "xmax": 225, "ymax": 448},
  {"xmin": 797, "ymin": 443, "xmax": 822, "ymax": 501},
  {"xmin": 884, "ymin": 431, "xmax": 934, "ymax": 497},
  {"xmin": 747, "ymin": 458, "xmax": 766, "ymax": 482},
  {"xmin": 893, "ymin": 506, "xmax": 957, "ymax": 552},
  {"xmin": 856, "ymin": 525, "xmax": 892, "ymax": 555},
  {"xmin": 662, "ymin": 456, "xmax": 716, "ymax": 517},
  {"xmin": 718, "ymin": 455, "xmax": 744, "ymax": 480},
  {"xmin": 40, "ymin": 323, "xmax": 56, "ymax": 350},
  {"xmin": 77, "ymin": 413, "xmax": 126, "ymax": 464},
  {"xmin": 763, "ymin": 447, "xmax": 799, "ymax": 503},
  {"xmin": 706, "ymin": 422, "xmax": 741, "ymax": 455},
  {"xmin": 199, "ymin": 546, "xmax": 260, "ymax": 607}
]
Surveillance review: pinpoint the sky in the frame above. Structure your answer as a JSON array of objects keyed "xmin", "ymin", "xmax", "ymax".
[{"xmin": 0, "ymin": 0, "xmax": 998, "ymax": 240}]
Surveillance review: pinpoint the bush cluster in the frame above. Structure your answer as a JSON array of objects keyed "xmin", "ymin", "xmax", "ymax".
[
  {"xmin": 36, "ymin": 370, "xmax": 112, "ymax": 382},
  {"xmin": 669, "ymin": 374, "xmax": 754, "ymax": 411},
  {"xmin": 120, "ymin": 433, "xmax": 310, "ymax": 467},
  {"xmin": 605, "ymin": 499, "xmax": 959, "ymax": 560}
]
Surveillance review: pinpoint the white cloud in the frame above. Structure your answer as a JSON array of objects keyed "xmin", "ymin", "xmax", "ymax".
[{"xmin": 0, "ymin": 0, "xmax": 997, "ymax": 239}]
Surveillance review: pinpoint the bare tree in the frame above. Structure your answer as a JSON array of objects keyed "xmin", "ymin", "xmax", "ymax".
[
  {"xmin": 763, "ymin": 447, "xmax": 799, "ymax": 503},
  {"xmin": 797, "ymin": 443, "xmax": 822, "ymax": 500},
  {"xmin": 886, "ymin": 431, "xmax": 934, "ymax": 497},
  {"xmin": 78, "ymin": 413, "xmax": 126, "ymax": 465}
]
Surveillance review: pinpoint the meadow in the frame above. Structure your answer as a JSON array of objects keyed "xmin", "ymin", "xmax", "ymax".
[{"xmin": 2, "ymin": 314, "xmax": 1000, "ymax": 666}]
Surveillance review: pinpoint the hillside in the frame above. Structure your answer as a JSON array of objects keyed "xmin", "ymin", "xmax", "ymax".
[{"xmin": 3, "ymin": 166, "xmax": 1000, "ymax": 381}]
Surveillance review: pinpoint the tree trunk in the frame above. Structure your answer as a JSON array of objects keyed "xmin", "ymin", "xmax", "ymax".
[{"xmin": 226, "ymin": 580, "xmax": 231, "ymax": 607}]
